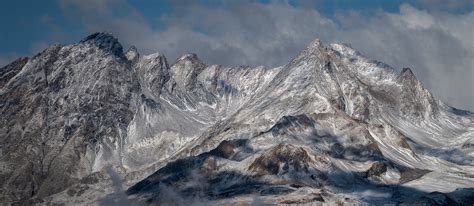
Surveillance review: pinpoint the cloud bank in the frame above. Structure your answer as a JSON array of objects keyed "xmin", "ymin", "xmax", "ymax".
[{"xmin": 22, "ymin": 1, "xmax": 474, "ymax": 110}]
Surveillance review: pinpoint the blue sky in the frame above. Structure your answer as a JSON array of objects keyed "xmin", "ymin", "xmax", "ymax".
[
  {"xmin": 0, "ymin": 0, "xmax": 473, "ymax": 110},
  {"xmin": 0, "ymin": 0, "xmax": 471, "ymax": 59}
]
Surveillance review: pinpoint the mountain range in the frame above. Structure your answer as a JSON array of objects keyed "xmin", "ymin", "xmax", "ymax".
[{"xmin": 0, "ymin": 32, "xmax": 473, "ymax": 205}]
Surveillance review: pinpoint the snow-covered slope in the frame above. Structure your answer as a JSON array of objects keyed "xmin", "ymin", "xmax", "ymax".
[{"xmin": 0, "ymin": 33, "xmax": 472, "ymax": 205}]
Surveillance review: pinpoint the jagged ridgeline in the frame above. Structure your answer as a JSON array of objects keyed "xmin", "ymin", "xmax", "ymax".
[{"xmin": 0, "ymin": 32, "xmax": 473, "ymax": 205}]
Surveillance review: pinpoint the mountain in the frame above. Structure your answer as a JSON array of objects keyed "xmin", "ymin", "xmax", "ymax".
[{"xmin": 0, "ymin": 32, "xmax": 473, "ymax": 205}]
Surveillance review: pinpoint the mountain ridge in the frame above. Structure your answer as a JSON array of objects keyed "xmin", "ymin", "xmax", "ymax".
[{"xmin": 0, "ymin": 32, "xmax": 472, "ymax": 205}]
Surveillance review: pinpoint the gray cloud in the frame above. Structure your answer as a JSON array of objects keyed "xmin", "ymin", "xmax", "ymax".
[{"xmin": 53, "ymin": 1, "xmax": 474, "ymax": 110}]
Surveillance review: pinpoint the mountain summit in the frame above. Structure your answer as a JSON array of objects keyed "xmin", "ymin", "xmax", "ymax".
[
  {"xmin": 0, "ymin": 33, "xmax": 473, "ymax": 205},
  {"xmin": 79, "ymin": 32, "xmax": 125, "ymax": 59}
]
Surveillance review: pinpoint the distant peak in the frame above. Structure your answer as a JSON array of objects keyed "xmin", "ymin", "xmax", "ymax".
[
  {"xmin": 173, "ymin": 53, "xmax": 206, "ymax": 70},
  {"xmin": 398, "ymin": 67, "xmax": 419, "ymax": 85},
  {"xmin": 125, "ymin": 46, "xmax": 139, "ymax": 62},
  {"xmin": 302, "ymin": 38, "xmax": 327, "ymax": 54},
  {"xmin": 401, "ymin": 67, "xmax": 414, "ymax": 76},
  {"xmin": 291, "ymin": 38, "xmax": 328, "ymax": 64},
  {"xmin": 176, "ymin": 53, "xmax": 200, "ymax": 63},
  {"xmin": 330, "ymin": 43, "xmax": 359, "ymax": 57},
  {"xmin": 174, "ymin": 53, "xmax": 206, "ymax": 69},
  {"xmin": 170, "ymin": 53, "xmax": 206, "ymax": 90},
  {"xmin": 127, "ymin": 45, "xmax": 138, "ymax": 53},
  {"xmin": 142, "ymin": 52, "xmax": 166, "ymax": 61},
  {"xmin": 400, "ymin": 67, "xmax": 417, "ymax": 80},
  {"xmin": 79, "ymin": 32, "xmax": 125, "ymax": 58},
  {"xmin": 80, "ymin": 32, "xmax": 118, "ymax": 45},
  {"xmin": 308, "ymin": 38, "xmax": 323, "ymax": 48},
  {"xmin": 299, "ymin": 38, "xmax": 326, "ymax": 53}
]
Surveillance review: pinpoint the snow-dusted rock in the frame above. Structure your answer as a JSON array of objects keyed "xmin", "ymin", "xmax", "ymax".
[{"xmin": 0, "ymin": 32, "xmax": 472, "ymax": 205}]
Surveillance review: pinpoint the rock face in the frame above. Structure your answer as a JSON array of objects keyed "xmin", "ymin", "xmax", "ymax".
[
  {"xmin": 0, "ymin": 32, "xmax": 473, "ymax": 205},
  {"xmin": 248, "ymin": 144, "xmax": 313, "ymax": 175},
  {"xmin": 0, "ymin": 34, "xmax": 140, "ymax": 203}
]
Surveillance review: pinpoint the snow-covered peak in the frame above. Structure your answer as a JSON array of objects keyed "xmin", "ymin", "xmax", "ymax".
[
  {"xmin": 399, "ymin": 67, "xmax": 417, "ymax": 81},
  {"xmin": 125, "ymin": 46, "xmax": 139, "ymax": 63},
  {"xmin": 397, "ymin": 67, "xmax": 423, "ymax": 89},
  {"xmin": 79, "ymin": 32, "xmax": 125, "ymax": 58},
  {"xmin": 2, "ymin": 33, "xmax": 473, "ymax": 205},
  {"xmin": 307, "ymin": 38, "xmax": 324, "ymax": 49},
  {"xmin": 297, "ymin": 38, "xmax": 326, "ymax": 57},
  {"xmin": 328, "ymin": 42, "xmax": 398, "ymax": 85},
  {"xmin": 330, "ymin": 43, "xmax": 359, "ymax": 57},
  {"xmin": 141, "ymin": 52, "xmax": 166, "ymax": 62},
  {"xmin": 170, "ymin": 53, "xmax": 206, "ymax": 90},
  {"xmin": 135, "ymin": 52, "xmax": 170, "ymax": 96},
  {"xmin": 176, "ymin": 53, "xmax": 200, "ymax": 63}
]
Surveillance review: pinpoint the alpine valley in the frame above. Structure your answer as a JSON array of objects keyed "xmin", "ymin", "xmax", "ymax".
[{"xmin": 0, "ymin": 32, "xmax": 473, "ymax": 205}]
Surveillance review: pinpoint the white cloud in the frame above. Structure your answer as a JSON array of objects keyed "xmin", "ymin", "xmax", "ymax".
[
  {"xmin": 391, "ymin": 4, "xmax": 436, "ymax": 29},
  {"xmin": 332, "ymin": 4, "xmax": 474, "ymax": 111},
  {"xmin": 56, "ymin": 1, "xmax": 474, "ymax": 110}
]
